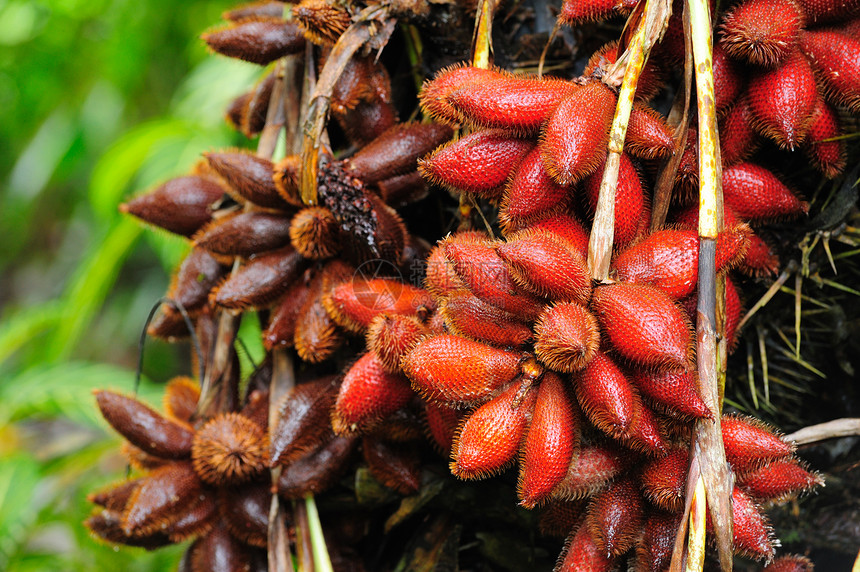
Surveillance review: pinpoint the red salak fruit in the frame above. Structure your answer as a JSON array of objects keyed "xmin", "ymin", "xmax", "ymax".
[
  {"xmin": 610, "ymin": 227, "xmax": 749, "ymax": 301},
  {"xmin": 419, "ymin": 64, "xmax": 507, "ymax": 125},
  {"xmin": 448, "ymin": 76, "xmax": 576, "ymax": 133},
  {"xmin": 625, "ymin": 399, "xmax": 667, "ymax": 455},
  {"xmin": 497, "ymin": 230, "xmax": 591, "ymax": 303},
  {"xmin": 541, "ymin": 81, "xmax": 616, "ymax": 186},
  {"xmin": 632, "ymin": 369, "xmax": 712, "ymax": 419},
  {"xmin": 796, "ymin": 0, "xmax": 860, "ymax": 24},
  {"xmin": 518, "ymin": 373, "xmax": 580, "ymax": 508},
  {"xmin": 625, "ymin": 105, "xmax": 675, "ymax": 159},
  {"xmin": 366, "ymin": 313, "xmax": 430, "ymax": 373},
  {"xmin": 582, "ymin": 153, "xmax": 648, "ymax": 248},
  {"xmin": 95, "ymin": 390, "xmax": 194, "ymax": 459},
  {"xmin": 558, "ymin": 0, "xmax": 638, "ymax": 23},
  {"xmin": 451, "ymin": 380, "xmax": 537, "ymax": 479},
  {"xmin": 673, "ymin": 127, "xmax": 699, "ymax": 199},
  {"xmin": 574, "ymin": 351, "xmax": 636, "ymax": 440},
  {"xmin": 443, "ymin": 234, "xmax": 545, "ymax": 319},
  {"xmin": 640, "ymin": 448, "xmax": 690, "ymax": 511},
  {"xmin": 555, "ymin": 522, "xmax": 615, "ymax": 572},
  {"xmin": 402, "ymin": 334, "xmax": 523, "ymax": 404},
  {"xmin": 441, "ymin": 290, "xmax": 533, "ymax": 347},
  {"xmin": 714, "ymin": 42, "xmax": 746, "ymax": 116},
  {"xmin": 500, "ymin": 146, "xmax": 572, "ymax": 232},
  {"xmin": 722, "ymin": 163, "xmax": 808, "ymax": 222},
  {"xmin": 720, "ymin": 0, "xmax": 805, "ymax": 67},
  {"xmin": 805, "ymin": 92, "xmax": 846, "ymax": 177},
  {"xmin": 534, "ymin": 303, "xmax": 601, "ymax": 373},
  {"xmin": 591, "ymin": 283, "xmax": 693, "ymax": 370},
  {"xmin": 332, "ymin": 352, "xmax": 415, "ymax": 434},
  {"xmin": 424, "ymin": 402, "xmax": 461, "ymax": 452},
  {"xmin": 722, "ymin": 414, "xmax": 795, "ymax": 471},
  {"xmin": 424, "ymin": 239, "xmax": 467, "ymax": 298},
  {"xmin": 120, "ymin": 175, "xmax": 224, "ymax": 237},
  {"xmin": 323, "ymin": 278, "xmax": 436, "ymax": 333},
  {"xmin": 725, "ymin": 276, "xmax": 744, "ymax": 349},
  {"xmin": 738, "ymin": 458, "xmax": 823, "ymax": 502},
  {"xmin": 293, "ymin": 259, "xmax": 351, "ymax": 364},
  {"xmin": 746, "ymin": 49, "xmax": 818, "ymax": 149},
  {"xmin": 719, "ymin": 97, "xmax": 760, "ymax": 166},
  {"xmin": 728, "ymin": 487, "xmax": 776, "ymax": 560},
  {"xmin": 418, "ymin": 130, "xmax": 534, "ymax": 199},
  {"xmin": 635, "ymin": 511, "xmax": 683, "ymax": 572},
  {"xmin": 763, "ymin": 554, "xmax": 814, "ymax": 571},
  {"xmin": 552, "ymin": 444, "xmax": 629, "ymax": 501},
  {"xmin": 527, "ymin": 213, "xmax": 591, "ymax": 259},
  {"xmin": 585, "ymin": 41, "xmax": 666, "ymax": 102},
  {"xmin": 586, "ymin": 476, "xmax": 645, "ymax": 556},
  {"xmin": 539, "ymin": 501, "xmax": 586, "ymax": 538}
]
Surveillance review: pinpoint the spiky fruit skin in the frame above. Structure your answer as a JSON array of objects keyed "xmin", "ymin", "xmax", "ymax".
[
  {"xmin": 518, "ymin": 373, "xmax": 579, "ymax": 508},
  {"xmin": 746, "ymin": 49, "xmax": 818, "ymax": 149},
  {"xmin": 451, "ymin": 381, "xmax": 536, "ymax": 479},
  {"xmin": 332, "ymin": 352, "xmax": 414, "ymax": 434},
  {"xmin": 714, "ymin": 43, "xmax": 746, "ymax": 115},
  {"xmin": 419, "ymin": 65, "xmax": 506, "ymax": 125},
  {"xmin": 722, "ymin": 415, "xmax": 795, "ymax": 471},
  {"xmin": 288, "ymin": 207, "xmax": 340, "ymax": 260},
  {"xmin": 636, "ymin": 511, "xmax": 683, "ymax": 572},
  {"xmin": 763, "ymin": 555, "xmax": 815, "ymax": 571},
  {"xmin": 202, "ymin": 18, "xmax": 304, "ymax": 65},
  {"xmin": 587, "ymin": 476, "xmax": 644, "ymax": 556},
  {"xmin": 804, "ymin": 95, "xmax": 846, "ymax": 177},
  {"xmin": 575, "ymin": 352, "xmax": 636, "ymax": 439},
  {"xmin": 443, "ymin": 234, "xmax": 544, "ymax": 320},
  {"xmin": 401, "ymin": 334, "xmax": 522, "ymax": 405},
  {"xmin": 641, "ymin": 448, "xmax": 689, "ymax": 511},
  {"xmin": 324, "ymin": 278, "xmax": 435, "ymax": 333},
  {"xmin": 585, "ymin": 42, "xmax": 666, "ymax": 102},
  {"xmin": 441, "ymin": 290, "xmax": 533, "ymax": 347},
  {"xmin": 591, "ymin": 283, "xmax": 693, "ymax": 370},
  {"xmin": 738, "ymin": 459, "xmax": 823, "ymax": 502},
  {"xmin": 448, "ymin": 76, "xmax": 576, "ymax": 133},
  {"xmin": 497, "ymin": 230, "xmax": 591, "ymax": 303},
  {"xmin": 120, "ymin": 175, "xmax": 224, "ymax": 237},
  {"xmin": 501, "ymin": 146, "xmax": 572, "ymax": 231},
  {"xmin": 559, "ymin": 0, "xmax": 635, "ymax": 23},
  {"xmin": 418, "ymin": 130, "xmax": 534, "ymax": 199},
  {"xmin": 632, "ymin": 369, "xmax": 712, "ymax": 419},
  {"xmin": 212, "ymin": 246, "xmax": 305, "ymax": 310},
  {"xmin": 534, "ymin": 303, "xmax": 600, "ymax": 373},
  {"xmin": 194, "ymin": 211, "xmax": 292, "ymax": 258},
  {"xmin": 556, "ymin": 523, "xmax": 615, "ymax": 572},
  {"xmin": 720, "ymin": 0, "xmax": 805, "ymax": 66},
  {"xmin": 541, "ymin": 82, "xmax": 616, "ymax": 186},
  {"xmin": 583, "ymin": 153, "xmax": 648, "ymax": 248},
  {"xmin": 625, "ymin": 105, "xmax": 675, "ymax": 159},
  {"xmin": 552, "ymin": 445, "xmax": 628, "ymax": 500},
  {"xmin": 95, "ymin": 391, "xmax": 194, "ymax": 459},
  {"xmin": 204, "ymin": 150, "xmax": 288, "ymax": 209},
  {"xmin": 729, "ymin": 487, "xmax": 776, "ymax": 561},
  {"xmin": 722, "ymin": 163, "xmax": 808, "ymax": 222},
  {"xmin": 366, "ymin": 314, "xmax": 429, "ymax": 373},
  {"xmin": 720, "ymin": 98, "xmax": 760, "ymax": 166},
  {"xmin": 801, "ymin": 29, "xmax": 860, "ymax": 112},
  {"xmin": 191, "ymin": 413, "xmax": 268, "ymax": 485}
]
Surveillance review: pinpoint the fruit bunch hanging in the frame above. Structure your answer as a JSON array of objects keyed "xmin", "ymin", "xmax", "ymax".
[{"xmin": 85, "ymin": 0, "xmax": 858, "ymax": 569}]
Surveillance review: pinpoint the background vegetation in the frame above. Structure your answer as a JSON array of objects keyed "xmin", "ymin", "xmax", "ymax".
[{"xmin": 0, "ymin": 0, "xmax": 264, "ymax": 568}]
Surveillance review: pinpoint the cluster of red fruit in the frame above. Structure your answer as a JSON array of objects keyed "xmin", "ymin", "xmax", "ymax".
[{"xmin": 85, "ymin": 0, "xmax": 858, "ymax": 569}]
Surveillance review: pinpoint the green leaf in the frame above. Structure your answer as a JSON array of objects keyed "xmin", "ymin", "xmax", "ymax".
[
  {"xmin": 0, "ymin": 301, "xmax": 63, "ymax": 368},
  {"xmin": 0, "ymin": 453, "xmax": 41, "ymax": 567}
]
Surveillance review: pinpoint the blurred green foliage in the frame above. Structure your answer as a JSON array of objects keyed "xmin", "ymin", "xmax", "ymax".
[{"xmin": 0, "ymin": 0, "xmax": 266, "ymax": 568}]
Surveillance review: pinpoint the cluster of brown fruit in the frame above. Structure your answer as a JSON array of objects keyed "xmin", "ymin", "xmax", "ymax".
[{"xmin": 86, "ymin": 0, "xmax": 858, "ymax": 569}]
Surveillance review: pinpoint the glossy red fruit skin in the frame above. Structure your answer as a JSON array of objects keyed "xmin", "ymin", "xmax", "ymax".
[
  {"xmin": 294, "ymin": 260, "xmax": 351, "ymax": 364},
  {"xmin": 714, "ymin": 42, "xmax": 746, "ymax": 116},
  {"xmin": 586, "ymin": 476, "xmax": 645, "ymax": 556},
  {"xmin": 633, "ymin": 369, "xmax": 712, "ymax": 419},
  {"xmin": 746, "ymin": 49, "xmax": 818, "ymax": 149},
  {"xmin": 324, "ymin": 278, "xmax": 436, "ymax": 333},
  {"xmin": 448, "ymin": 76, "xmax": 576, "ymax": 133},
  {"xmin": 551, "ymin": 444, "xmax": 628, "ymax": 500},
  {"xmin": 527, "ymin": 213, "xmax": 590, "ymax": 259},
  {"xmin": 401, "ymin": 334, "xmax": 523, "ymax": 405},
  {"xmin": 720, "ymin": 97, "xmax": 760, "ymax": 166},
  {"xmin": 738, "ymin": 458, "xmax": 823, "ymax": 502},
  {"xmin": 518, "ymin": 373, "xmax": 579, "ymax": 508},
  {"xmin": 534, "ymin": 303, "xmax": 600, "ymax": 373},
  {"xmin": 441, "ymin": 290, "xmax": 533, "ymax": 348},
  {"xmin": 626, "ymin": 105, "xmax": 675, "ymax": 159},
  {"xmin": 592, "ymin": 283, "xmax": 693, "ymax": 370},
  {"xmin": 635, "ymin": 511, "xmax": 683, "ymax": 572},
  {"xmin": 500, "ymin": 146, "xmax": 572, "ymax": 232},
  {"xmin": 722, "ymin": 415, "xmax": 794, "ymax": 472},
  {"xmin": 762, "ymin": 554, "xmax": 815, "ymax": 571},
  {"xmin": 559, "ymin": 0, "xmax": 636, "ymax": 23},
  {"xmin": 575, "ymin": 351, "xmax": 636, "ymax": 439},
  {"xmin": 419, "ymin": 130, "xmax": 535, "ymax": 199},
  {"xmin": 583, "ymin": 153, "xmax": 648, "ymax": 248},
  {"xmin": 722, "ymin": 163, "xmax": 808, "ymax": 222},
  {"xmin": 556, "ymin": 522, "xmax": 615, "ymax": 572},
  {"xmin": 497, "ymin": 230, "xmax": 591, "ymax": 303},
  {"xmin": 729, "ymin": 487, "xmax": 776, "ymax": 561},
  {"xmin": 333, "ymin": 352, "xmax": 415, "ymax": 434},
  {"xmin": 541, "ymin": 82, "xmax": 616, "ymax": 186},
  {"xmin": 804, "ymin": 93, "xmax": 846, "ymax": 177},
  {"xmin": 801, "ymin": 31, "xmax": 860, "ymax": 113},
  {"xmin": 95, "ymin": 390, "xmax": 194, "ymax": 459},
  {"xmin": 425, "ymin": 402, "xmax": 461, "ymax": 452},
  {"xmin": 641, "ymin": 448, "xmax": 690, "ymax": 511},
  {"xmin": 451, "ymin": 380, "xmax": 537, "ymax": 479},
  {"xmin": 419, "ymin": 65, "xmax": 507, "ymax": 125},
  {"xmin": 367, "ymin": 314, "xmax": 430, "ymax": 373},
  {"xmin": 724, "ymin": 276, "xmax": 743, "ymax": 350},
  {"xmin": 585, "ymin": 41, "xmax": 665, "ymax": 102},
  {"xmin": 719, "ymin": 0, "xmax": 805, "ymax": 67},
  {"xmin": 443, "ymin": 234, "xmax": 544, "ymax": 320}
]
